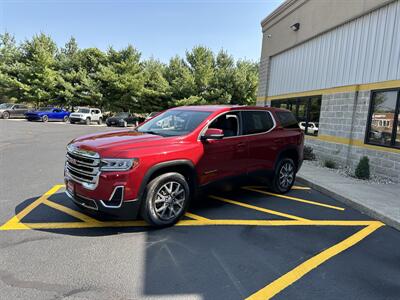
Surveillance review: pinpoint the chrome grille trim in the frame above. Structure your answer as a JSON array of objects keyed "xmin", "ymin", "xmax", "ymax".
[{"xmin": 65, "ymin": 146, "xmax": 100, "ymax": 190}]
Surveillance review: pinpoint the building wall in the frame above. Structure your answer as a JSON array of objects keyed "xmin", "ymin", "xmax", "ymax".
[
  {"xmin": 304, "ymin": 90, "xmax": 400, "ymax": 182},
  {"xmin": 267, "ymin": 0, "xmax": 400, "ymax": 97}
]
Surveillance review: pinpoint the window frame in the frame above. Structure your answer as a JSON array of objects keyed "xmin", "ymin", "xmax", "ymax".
[
  {"xmin": 270, "ymin": 95, "xmax": 322, "ymax": 135},
  {"xmin": 198, "ymin": 110, "xmax": 276, "ymax": 141},
  {"xmin": 365, "ymin": 88, "xmax": 400, "ymax": 149}
]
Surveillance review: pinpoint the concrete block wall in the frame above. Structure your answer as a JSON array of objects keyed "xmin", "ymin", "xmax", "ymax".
[
  {"xmin": 256, "ymin": 56, "xmax": 269, "ymax": 107},
  {"xmin": 305, "ymin": 90, "xmax": 400, "ymax": 183}
]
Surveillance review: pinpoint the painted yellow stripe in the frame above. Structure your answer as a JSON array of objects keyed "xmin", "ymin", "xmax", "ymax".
[
  {"xmin": 243, "ymin": 187, "xmax": 345, "ymax": 211},
  {"xmin": 185, "ymin": 212, "xmax": 210, "ymax": 221},
  {"xmin": 306, "ymin": 134, "xmax": 400, "ymax": 154},
  {"xmin": 245, "ymin": 185, "xmax": 311, "ymax": 191},
  {"xmin": 0, "ymin": 219, "xmax": 379, "ymax": 230},
  {"xmin": 209, "ymin": 195, "xmax": 310, "ymax": 221},
  {"xmin": 0, "ymin": 185, "xmax": 63, "ymax": 230},
  {"xmin": 257, "ymin": 79, "xmax": 400, "ymax": 101},
  {"xmin": 246, "ymin": 221, "xmax": 384, "ymax": 300},
  {"xmin": 43, "ymin": 199, "xmax": 102, "ymax": 224}
]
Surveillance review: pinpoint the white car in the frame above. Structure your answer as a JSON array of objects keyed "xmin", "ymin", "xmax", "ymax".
[
  {"xmin": 299, "ymin": 122, "xmax": 319, "ymax": 135},
  {"xmin": 69, "ymin": 107, "xmax": 103, "ymax": 125}
]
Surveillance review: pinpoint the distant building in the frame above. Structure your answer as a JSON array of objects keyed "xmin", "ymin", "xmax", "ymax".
[{"xmin": 258, "ymin": 0, "xmax": 400, "ymax": 182}]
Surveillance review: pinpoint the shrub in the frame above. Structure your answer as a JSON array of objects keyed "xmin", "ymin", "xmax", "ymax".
[
  {"xmin": 324, "ymin": 159, "xmax": 336, "ymax": 169},
  {"xmin": 303, "ymin": 146, "xmax": 316, "ymax": 160},
  {"xmin": 355, "ymin": 156, "xmax": 370, "ymax": 180}
]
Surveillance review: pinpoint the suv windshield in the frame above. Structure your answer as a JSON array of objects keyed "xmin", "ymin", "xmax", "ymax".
[
  {"xmin": 0, "ymin": 103, "xmax": 13, "ymax": 109},
  {"xmin": 77, "ymin": 108, "xmax": 90, "ymax": 114},
  {"xmin": 137, "ymin": 110, "xmax": 211, "ymax": 137}
]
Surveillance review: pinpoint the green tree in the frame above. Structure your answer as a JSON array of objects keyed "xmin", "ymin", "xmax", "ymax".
[
  {"xmin": 231, "ymin": 60, "xmax": 259, "ymax": 105},
  {"xmin": 186, "ymin": 46, "xmax": 215, "ymax": 99},
  {"xmin": 165, "ymin": 56, "xmax": 195, "ymax": 101},
  {"xmin": 98, "ymin": 45, "xmax": 144, "ymax": 112},
  {"xmin": 0, "ymin": 32, "xmax": 28, "ymax": 102},
  {"xmin": 141, "ymin": 58, "xmax": 171, "ymax": 112},
  {"xmin": 19, "ymin": 33, "xmax": 58, "ymax": 107}
]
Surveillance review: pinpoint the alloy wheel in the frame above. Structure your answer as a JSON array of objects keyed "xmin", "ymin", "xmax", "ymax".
[
  {"xmin": 154, "ymin": 181, "xmax": 185, "ymax": 221},
  {"xmin": 279, "ymin": 162, "xmax": 294, "ymax": 189}
]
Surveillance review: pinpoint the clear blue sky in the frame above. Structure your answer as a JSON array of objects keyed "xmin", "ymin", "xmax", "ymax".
[{"xmin": 0, "ymin": 0, "xmax": 282, "ymax": 62}]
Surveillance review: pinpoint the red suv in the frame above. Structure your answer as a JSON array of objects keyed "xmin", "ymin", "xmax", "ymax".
[{"xmin": 65, "ymin": 105, "xmax": 304, "ymax": 226}]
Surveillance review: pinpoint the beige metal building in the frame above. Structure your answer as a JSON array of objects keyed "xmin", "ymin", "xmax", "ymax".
[{"xmin": 258, "ymin": 0, "xmax": 400, "ymax": 182}]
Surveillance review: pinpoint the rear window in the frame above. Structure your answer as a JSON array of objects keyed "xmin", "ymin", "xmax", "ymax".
[
  {"xmin": 276, "ymin": 111, "xmax": 299, "ymax": 129},
  {"xmin": 242, "ymin": 111, "xmax": 274, "ymax": 134}
]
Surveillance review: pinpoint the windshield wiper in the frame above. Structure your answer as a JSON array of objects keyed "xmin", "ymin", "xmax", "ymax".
[{"xmin": 140, "ymin": 130, "xmax": 162, "ymax": 136}]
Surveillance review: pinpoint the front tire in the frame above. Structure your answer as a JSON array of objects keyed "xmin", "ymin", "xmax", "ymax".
[
  {"xmin": 3, "ymin": 111, "xmax": 9, "ymax": 119},
  {"xmin": 97, "ymin": 117, "xmax": 102, "ymax": 125},
  {"xmin": 141, "ymin": 172, "xmax": 190, "ymax": 227},
  {"xmin": 271, "ymin": 158, "xmax": 296, "ymax": 194},
  {"xmin": 42, "ymin": 115, "xmax": 48, "ymax": 122},
  {"xmin": 85, "ymin": 118, "xmax": 91, "ymax": 125}
]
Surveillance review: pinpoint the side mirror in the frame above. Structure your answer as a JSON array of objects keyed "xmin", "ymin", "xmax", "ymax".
[{"xmin": 201, "ymin": 128, "xmax": 224, "ymax": 141}]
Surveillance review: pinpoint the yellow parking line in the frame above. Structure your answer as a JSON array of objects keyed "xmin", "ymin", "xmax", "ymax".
[
  {"xmin": 209, "ymin": 195, "xmax": 310, "ymax": 222},
  {"xmin": 185, "ymin": 212, "xmax": 210, "ymax": 221},
  {"xmin": 0, "ymin": 185, "xmax": 63, "ymax": 230},
  {"xmin": 1, "ymin": 219, "xmax": 380, "ymax": 230},
  {"xmin": 246, "ymin": 221, "xmax": 384, "ymax": 299},
  {"xmin": 242, "ymin": 187, "xmax": 345, "ymax": 211},
  {"xmin": 43, "ymin": 199, "xmax": 102, "ymax": 224},
  {"xmin": 245, "ymin": 185, "xmax": 311, "ymax": 190}
]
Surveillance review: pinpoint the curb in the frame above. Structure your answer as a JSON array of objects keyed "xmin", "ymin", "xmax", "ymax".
[{"xmin": 297, "ymin": 175, "xmax": 400, "ymax": 231}]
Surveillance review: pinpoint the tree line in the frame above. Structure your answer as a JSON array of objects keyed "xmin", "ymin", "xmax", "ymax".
[{"xmin": 0, "ymin": 33, "xmax": 259, "ymax": 113}]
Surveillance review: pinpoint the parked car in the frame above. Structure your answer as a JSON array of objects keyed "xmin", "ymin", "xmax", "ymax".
[
  {"xmin": 25, "ymin": 107, "xmax": 70, "ymax": 122},
  {"xmin": 69, "ymin": 107, "xmax": 103, "ymax": 125},
  {"xmin": 299, "ymin": 122, "xmax": 319, "ymax": 135},
  {"xmin": 106, "ymin": 112, "xmax": 138, "ymax": 127},
  {"xmin": 64, "ymin": 105, "xmax": 304, "ymax": 227},
  {"xmin": 0, "ymin": 103, "xmax": 29, "ymax": 119}
]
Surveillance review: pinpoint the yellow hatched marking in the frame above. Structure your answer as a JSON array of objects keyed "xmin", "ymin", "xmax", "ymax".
[
  {"xmin": 43, "ymin": 199, "xmax": 102, "ymax": 224},
  {"xmin": 246, "ymin": 221, "xmax": 384, "ymax": 300},
  {"xmin": 245, "ymin": 185, "xmax": 311, "ymax": 191},
  {"xmin": 209, "ymin": 195, "xmax": 310, "ymax": 222},
  {"xmin": 243, "ymin": 187, "xmax": 345, "ymax": 211},
  {"xmin": 184, "ymin": 212, "xmax": 210, "ymax": 221},
  {"xmin": 0, "ymin": 185, "xmax": 64, "ymax": 230}
]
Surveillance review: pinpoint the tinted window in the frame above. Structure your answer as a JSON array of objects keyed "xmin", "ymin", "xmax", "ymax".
[
  {"xmin": 209, "ymin": 112, "xmax": 240, "ymax": 137},
  {"xmin": 367, "ymin": 90, "xmax": 399, "ymax": 148},
  {"xmin": 276, "ymin": 111, "xmax": 299, "ymax": 129},
  {"xmin": 242, "ymin": 111, "xmax": 274, "ymax": 134},
  {"xmin": 137, "ymin": 110, "xmax": 211, "ymax": 137}
]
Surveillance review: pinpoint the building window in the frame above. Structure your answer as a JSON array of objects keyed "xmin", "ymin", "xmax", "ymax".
[
  {"xmin": 366, "ymin": 89, "xmax": 400, "ymax": 149},
  {"xmin": 271, "ymin": 96, "xmax": 321, "ymax": 135}
]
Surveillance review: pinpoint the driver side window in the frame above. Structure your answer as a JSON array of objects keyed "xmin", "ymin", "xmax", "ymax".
[{"xmin": 209, "ymin": 113, "xmax": 240, "ymax": 138}]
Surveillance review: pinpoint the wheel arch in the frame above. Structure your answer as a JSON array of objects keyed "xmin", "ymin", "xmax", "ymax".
[
  {"xmin": 138, "ymin": 160, "xmax": 198, "ymax": 201},
  {"xmin": 274, "ymin": 146, "xmax": 300, "ymax": 172}
]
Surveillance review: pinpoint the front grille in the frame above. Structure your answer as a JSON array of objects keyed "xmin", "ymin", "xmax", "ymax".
[{"xmin": 65, "ymin": 147, "xmax": 100, "ymax": 189}]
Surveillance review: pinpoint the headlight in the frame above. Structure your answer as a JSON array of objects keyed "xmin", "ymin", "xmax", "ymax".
[{"xmin": 100, "ymin": 158, "xmax": 138, "ymax": 171}]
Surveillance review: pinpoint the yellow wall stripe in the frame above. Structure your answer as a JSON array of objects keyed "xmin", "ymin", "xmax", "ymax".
[{"xmin": 257, "ymin": 79, "xmax": 400, "ymax": 101}]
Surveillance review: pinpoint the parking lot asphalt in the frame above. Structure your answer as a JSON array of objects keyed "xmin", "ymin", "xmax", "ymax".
[{"xmin": 1, "ymin": 119, "xmax": 400, "ymax": 300}]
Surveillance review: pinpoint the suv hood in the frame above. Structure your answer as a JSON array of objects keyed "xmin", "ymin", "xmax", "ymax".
[{"xmin": 71, "ymin": 130, "xmax": 181, "ymax": 156}]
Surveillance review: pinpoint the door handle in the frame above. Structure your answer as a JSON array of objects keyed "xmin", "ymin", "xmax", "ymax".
[{"xmin": 237, "ymin": 142, "xmax": 246, "ymax": 147}]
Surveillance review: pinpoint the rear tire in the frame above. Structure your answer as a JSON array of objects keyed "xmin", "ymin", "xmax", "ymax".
[
  {"xmin": 141, "ymin": 172, "xmax": 190, "ymax": 227},
  {"xmin": 3, "ymin": 111, "xmax": 9, "ymax": 119},
  {"xmin": 63, "ymin": 115, "xmax": 69, "ymax": 122},
  {"xmin": 271, "ymin": 158, "xmax": 296, "ymax": 194},
  {"xmin": 85, "ymin": 118, "xmax": 91, "ymax": 125},
  {"xmin": 97, "ymin": 117, "xmax": 102, "ymax": 125}
]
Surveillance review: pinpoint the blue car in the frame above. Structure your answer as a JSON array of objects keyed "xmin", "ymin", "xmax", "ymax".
[{"xmin": 25, "ymin": 107, "xmax": 70, "ymax": 122}]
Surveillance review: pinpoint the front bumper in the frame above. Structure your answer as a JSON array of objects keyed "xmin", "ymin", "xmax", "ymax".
[
  {"xmin": 65, "ymin": 185, "xmax": 141, "ymax": 219},
  {"xmin": 70, "ymin": 117, "xmax": 85, "ymax": 123}
]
